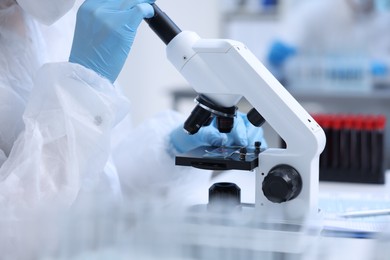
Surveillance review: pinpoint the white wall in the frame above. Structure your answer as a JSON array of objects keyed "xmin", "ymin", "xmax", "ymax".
[{"xmin": 117, "ymin": 0, "xmax": 221, "ymax": 125}]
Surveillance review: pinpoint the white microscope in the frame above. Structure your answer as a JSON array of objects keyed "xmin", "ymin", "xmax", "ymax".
[{"xmin": 145, "ymin": 5, "xmax": 326, "ymax": 223}]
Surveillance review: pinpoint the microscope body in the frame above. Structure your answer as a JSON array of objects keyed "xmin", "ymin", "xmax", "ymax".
[{"xmin": 166, "ymin": 31, "xmax": 326, "ymax": 221}]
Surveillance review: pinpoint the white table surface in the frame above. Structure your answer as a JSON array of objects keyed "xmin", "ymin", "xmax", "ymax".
[{"xmin": 207, "ymin": 170, "xmax": 390, "ymax": 259}]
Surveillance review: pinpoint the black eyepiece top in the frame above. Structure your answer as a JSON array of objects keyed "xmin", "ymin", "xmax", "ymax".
[{"xmin": 144, "ymin": 4, "xmax": 182, "ymax": 45}]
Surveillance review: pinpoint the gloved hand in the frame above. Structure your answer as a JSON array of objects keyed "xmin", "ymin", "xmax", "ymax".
[
  {"xmin": 170, "ymin": 112, "xmax": 267, "ymax": 154},
  {"xmin": 69, "ymin": 0, "xmax": 155, "ymax": 83},
  {"xmin": 370, "ymin": 60, "xmax": 389, "ymax": 77},
  {"xmin": 267, "ymin": 40, "xmax": 297, "ymax": 67}
]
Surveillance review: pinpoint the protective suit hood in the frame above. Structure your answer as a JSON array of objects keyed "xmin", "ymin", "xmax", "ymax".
[{"xmin": 16, "ymin": 0, "xmax": 76, "ymax": 25}]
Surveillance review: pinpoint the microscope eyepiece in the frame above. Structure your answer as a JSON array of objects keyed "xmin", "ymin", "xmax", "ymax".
[
  {"xmin": 144, "ymin": 5, "xmax": 238, "ymax": 135},
  {"xmin": 144, "ymin": 4, "xmax": 182, "ymax": 45}
]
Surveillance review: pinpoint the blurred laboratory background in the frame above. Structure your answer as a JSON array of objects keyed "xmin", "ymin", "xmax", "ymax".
[{"xmin": 118, "ymin": 0, "xmax": 390, "ymax": 171}]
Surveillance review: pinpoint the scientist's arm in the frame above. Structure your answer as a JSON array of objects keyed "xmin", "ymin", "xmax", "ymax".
[
  {"xmin": 69, "ymin": 0, "xmax": 155, "ymax": 83},
  {"xmin": 0, "ymin": 0, "xmax": 156, "ymax": 208}
]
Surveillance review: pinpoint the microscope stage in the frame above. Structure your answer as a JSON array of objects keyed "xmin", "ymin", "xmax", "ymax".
[{"xmin": 175, "ymin": 146, "xmax": 262, "ymax": 171}]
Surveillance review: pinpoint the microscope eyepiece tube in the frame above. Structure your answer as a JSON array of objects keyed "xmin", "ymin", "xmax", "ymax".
[{"xmin": 144, "ymin": 4, "xmax": 182, "ymax": 45}]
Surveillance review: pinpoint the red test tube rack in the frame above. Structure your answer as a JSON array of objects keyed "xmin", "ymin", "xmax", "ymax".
[{"xmin": 312, "ymin": 113, "xmax": 386, "ymax": 184}]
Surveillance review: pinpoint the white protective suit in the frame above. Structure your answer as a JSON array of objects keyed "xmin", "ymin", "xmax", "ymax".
[
  {"xmin": 0, "ymin": 0, "xmax": 212, "ymax": 213},
  {"xmin": 0, "ymin": 1, "xmax": 267, "ymax": 258}
]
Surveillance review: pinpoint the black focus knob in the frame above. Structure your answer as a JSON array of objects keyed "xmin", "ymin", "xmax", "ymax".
[{"xmin": 262, "ymin": 165, "xmax": 302, "ymax": 203}]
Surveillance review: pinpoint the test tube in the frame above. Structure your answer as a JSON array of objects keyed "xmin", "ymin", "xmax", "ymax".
[
  {"xmin": 361, "ymin": 115, "xmax": 374, "ymax": 173},
  {"xmin": 350, "ymin": 115, "xmax": 363, "ymax": 171},
  {"xmin": 371, "ymin": 115, "xmax": 386, "ymax": 176},
  {"xmin": 331, "ymin": 115, "xmax": 342, "ymax": 169},
  {"xmin": 340, "ymin": 115, "xmax": 352, "ymax": 169}
]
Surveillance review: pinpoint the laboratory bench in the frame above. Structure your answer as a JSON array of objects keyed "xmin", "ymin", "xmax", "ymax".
[
  {"xmin": 202, "ymin": 169, "xmax": 390, "ymax": 260},
  {"xmin": 23, "ymin": 169, "xmax": 388, "ymax": 260},
  {"xmin": 131, "ymin": 169, "xmax": 390, "ymax": 260}
]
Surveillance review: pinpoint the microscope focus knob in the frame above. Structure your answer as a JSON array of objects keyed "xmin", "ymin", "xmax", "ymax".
[{"xmin": 262, "ymin": 165, "xmax": 302, "ymax": 203}]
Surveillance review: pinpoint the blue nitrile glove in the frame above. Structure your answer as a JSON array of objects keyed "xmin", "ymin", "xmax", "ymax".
[
  {"xmin": 170, "ymin": 112, "xmax": 267, "ymax": 154},
  {"xmin": 69, "ymin": 0, "xmax": 155, "ymax": 83},
  {"xmin": 267, "ymin": 40, "xmax": 297, "ymax": 67},
  {"xmin": 371, "ymin": 60, "xmax": 389, "ymax": 77}
]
